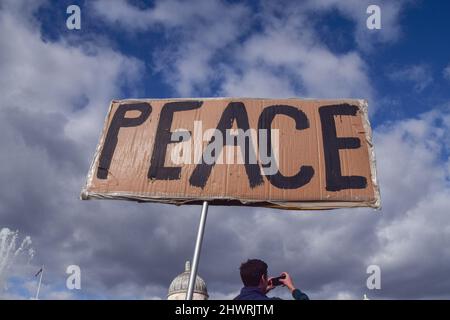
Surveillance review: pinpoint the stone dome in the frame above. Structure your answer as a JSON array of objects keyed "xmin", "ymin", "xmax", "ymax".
[{"xmin": 167, "ymin": 261, "xmax": 208, "ymax": 300}]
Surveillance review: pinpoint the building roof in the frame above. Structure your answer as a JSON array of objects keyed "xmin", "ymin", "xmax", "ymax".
[{"xmin": 167, "ymin": 261, "xmax": 208, "ymax": 298}]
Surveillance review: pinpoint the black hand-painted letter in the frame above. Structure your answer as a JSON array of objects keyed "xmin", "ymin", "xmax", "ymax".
[
  {"xmin": 148, "ymin": 101, "xmax": 203, "ymax": 180},
  {"xmin": 319, "ymin": 104, "xmax": 367, "ymax": 191},
  {"xmin": 189, "ymin": 102, "xmax": 264, "ymax": 189},
  {"xmin": 97, "ymin": 103, "xmax": 152, "ymax": 179},
  {"xmin": 258, "ymin": 105, "xmax": 314, "ymax": 189}
]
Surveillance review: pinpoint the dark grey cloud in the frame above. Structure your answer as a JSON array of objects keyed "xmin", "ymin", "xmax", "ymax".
[{"xmin": 1, "ymin": 0, "xmax": 450, "ymax": 300}]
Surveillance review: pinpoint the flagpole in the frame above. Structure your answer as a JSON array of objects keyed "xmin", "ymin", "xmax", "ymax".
[
  {"xmin": 186, "ymin": 201, "xmax": 209, "ymax": 300},
  {"xmin": 35, "ymin": 265, "xmax": 43, "ymax": 300}
]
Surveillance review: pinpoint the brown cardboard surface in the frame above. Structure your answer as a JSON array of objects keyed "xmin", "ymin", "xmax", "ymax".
[{"xmin": 81, "ymin": 98, "xmax": 380, "ymax": 210}]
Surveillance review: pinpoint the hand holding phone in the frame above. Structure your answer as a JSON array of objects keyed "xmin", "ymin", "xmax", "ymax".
[{"xmin": 270, "ymin": 274, "xmax": 286, "ymax": 286}]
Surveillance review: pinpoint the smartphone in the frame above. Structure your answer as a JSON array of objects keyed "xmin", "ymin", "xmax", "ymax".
[{"xmin": 270, "ymin": 274, "xmax": 286, "ymax": 286}]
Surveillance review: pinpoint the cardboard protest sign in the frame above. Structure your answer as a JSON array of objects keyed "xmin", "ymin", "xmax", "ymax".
[{"xmin": 81, "ymin": 98, "xmax": 380, "ymax": 210}]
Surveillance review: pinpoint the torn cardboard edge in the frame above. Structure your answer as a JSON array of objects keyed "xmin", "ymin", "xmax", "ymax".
[
  {"xmin": 80, "ymin": 97, "xmax": 381, "ymax": 211},
  {"xmin": 358, "ymin": 99, "xmax": 381, "ymax": 210},
  {"xmin": 80, "ymin": 190, "xmax": 379, "ymax": 210}
]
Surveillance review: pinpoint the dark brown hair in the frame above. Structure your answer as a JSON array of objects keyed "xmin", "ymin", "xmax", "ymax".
[{"xmin": 239, "ymin": 259, "xmax": 268, "ymax": 286}]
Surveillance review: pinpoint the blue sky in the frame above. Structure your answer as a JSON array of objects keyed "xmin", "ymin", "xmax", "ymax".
[
  {"xmin": 1, "ymin": 0, "xmax": 450, "ymax": 300},
  {"xmin": 35, "ymin": 0, "xmax": 450, "ymax": 125}
]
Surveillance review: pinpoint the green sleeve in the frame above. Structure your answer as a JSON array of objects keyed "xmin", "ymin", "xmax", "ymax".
[{"xmin": 292, "ymin": 288, "xmax": 309, "ymax": 300}]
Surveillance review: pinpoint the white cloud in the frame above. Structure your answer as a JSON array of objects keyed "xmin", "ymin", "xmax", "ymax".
[
  {"xmin": 0, "ymin": 1, "xmax": 143, "ymax": 151},
  {"xmin": 389, "ymin": 64, "xmax": 433, "ymax": 93},
  {"xmin": 0, "ymin": 0, "xmax": 150, "ymax": 299},
  {"xmin": 367, "ymin": 109, "xmax": 450, "ymax": 298},
  {"xmin": 2, "ymin": 0, "xmax": 450, "ymax": 300},
  {"xmin": 304, "ymin": 0, "xmax": 408, "ymax": 50},
  {"xmin": 93, "ymin": 0, "xmax": 384, "ymax": 100},
  {"xmin": 165, "ymin": 2, "xmax": 373, "ymax": 108},
  {"xmin": 247, "ymin": 5, "xmax": 366, "ymax": 98},
  {"xmin": 219, "ymin": 67, "xmax": 296, "ymax": 98},
  {"xmin": 443, "ymin": 64, "xmax": 450, "ymax": 81},
  {"xmin": 93, "ymin": 0, "xmax": 250, "ymax": 96}
]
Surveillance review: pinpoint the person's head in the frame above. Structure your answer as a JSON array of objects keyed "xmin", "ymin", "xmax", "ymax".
[{"xmin": 239, "ymin": 259, "xmax": 268, "ymax": 289}]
